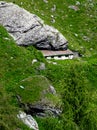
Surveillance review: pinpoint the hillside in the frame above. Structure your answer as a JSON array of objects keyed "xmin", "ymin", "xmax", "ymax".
[
  {"xmin": 0, "ymin": 0, "xmax": 97, "ymax": 130},
  {"xmin": 5, "ymin": 0, "xmax": 97, "ymax": 56}
]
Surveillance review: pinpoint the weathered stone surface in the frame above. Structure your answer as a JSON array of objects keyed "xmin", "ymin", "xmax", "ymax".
[
  {"xmin": 26, "ymin": 104, "xmax": 62, "ymax": 117},
  {"xmin": 0, "ymin": 1, "xmax": 68, "ymax": 50},
  {"xmin": 49, "ymin": 85, "xmax": 56, "ymax": 94},
  {"xmin": 68, "ymin": 5, "xmax": 79, "ymax": 11},
  {"xmin": 38, "ymin": 62, "xmax": 46, "ymax": 70},
  {"xmin": 32, "ymin": 59, "xmax": 38, "ymax": 65},
  {"xmin": 17, "ymin": 111, "xmax": 39, "ymax": 130},
  {"xmin": 16, "ymin": 76, "xmax": 62, "ymax": 117}
]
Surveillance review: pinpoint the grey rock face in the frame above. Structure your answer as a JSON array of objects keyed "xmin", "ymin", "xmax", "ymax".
[
  {"xmin": 16, "ymin": 76, "xmax": 62, "ymax": 117},
  {"xmin": 0, "ymin": 1, "xmax": 68, "ymax": 50},
  {"xmin": 17, "ymin": 111, "xmax": 39, "ymax": 130}
]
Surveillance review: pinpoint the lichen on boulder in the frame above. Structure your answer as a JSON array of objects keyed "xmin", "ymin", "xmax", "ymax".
[{"xmin": 16, "ymin": 76, "xmax": 62, "ymax": 117}]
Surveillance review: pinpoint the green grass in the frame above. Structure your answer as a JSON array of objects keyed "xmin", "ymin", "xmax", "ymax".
[
  {"xmin": 0, "ymin": 25, "xmax": 61, "ymax": 129},
  {"xmin": 0, "ymin": 25, "xmax": 46, "ymax": 129},
  {"xmin": 0, "ymin": 0, "xmax": 97, "ymax": 130},
  {"xmin": 4, "ymin": 0, "xmax": 97, "ymax": 57},
  {"xmin": 15, "ymin": 75, "xmax": 61, "ymax": 107},
  {"xmin": 0, "ymin": 85, "xmax": 31, "ymax": 130}
]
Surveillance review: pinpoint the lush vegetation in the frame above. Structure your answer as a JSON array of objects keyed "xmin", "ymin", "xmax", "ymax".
[{"xmin": 0, "ymin": 0, "xmax": 97, "ymax": 130}]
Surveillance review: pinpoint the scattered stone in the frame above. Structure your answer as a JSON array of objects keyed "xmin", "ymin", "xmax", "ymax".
[
  {"xmin": 90, "ymin": 48, "xmax": 93, "ymax": 51},
  {"xmin": 51, "ymin": 4, "xmax": 56, "ymax": 12},
  {"xmin": 32, "ymin": 59, "xmax": 38, "ymax": 64},
  {"xmin": 38, "ymin": 62, "xmax": 46, "ymax": 70},
  {"xmin": 76, "ymin": 1, "xmax": 81, "ymax": 5},
  {"xmin": 4, "ymin": 37, "xmax": 9, "ymax": 40},
  {"xmin": 90, "ymin": 15, "xmax": 93, "ymax": 18},
  {"xmin": 71, "ymin": 44, "xmax": 74, "ymax": 47},
  {"xmin": 83, "ymin": 36, "xmax": 90, "ymax": 41},
  {"xmin": 20, "ymin": 2, "xmax": 23, "ymax": 5},
  {"xmin": 49, "ymin": 85, "xmax": 56, "ymax": 94},
  {"xmin": 74, "ymin": 33, "xmax": 78, "ymax": 37},
  {"xmin": 20, "ymin": 85, "xmax": 25, "ymax": 89},
  {"xmin": 51, "ymin": 15, "xmax": 54, "ymax": 18},
  {"xmin": 10, "ymin": 57, "xmax": 13, "ymax": 59},
  {"xmin": 47, "ymin": 60, "xmax": 57, "ymax": 65},
  {"xmin": 41, "ymin": 13, "xmax": 44, "ymax": 16},
  {"xmin": 17, "ymin": 111, "xmax": 39, "ymax": 130},
  {"xmin": 43, "ymin": 0, "xmax": 48, "ymax": 3},
  {"xmin": 73, "ymin": 52, "xmax": 80, "ymax": 58},
  {"xmin": 50, "ymin": 15, "xmax": 56, "ymax": 23},
  {"xmin": 89, "ymin": 3, "xmax": 94, "ymax": 7},
  {"xmin": 0, "ymin": 1, "xmax": 68, "ymax": 50},
  {"xmin": 68, "ymin": 5, "xmax": 79, "ymax": 11},
  {"xmin": 51, "ymin": 19, "xmax": 55, "ymax": 23},
  {"xmin": 80, "ymin": 46, "xmax": 84, "ymax": 49}
]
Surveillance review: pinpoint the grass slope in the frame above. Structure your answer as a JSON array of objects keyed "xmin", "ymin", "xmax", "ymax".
[
  {"xmin": 0, "ymin": 25, "xmax": 45, "ymax": 130},
  {"xmin": 0, "ymin": 0, "xmax": 97, "ymax": 130}
]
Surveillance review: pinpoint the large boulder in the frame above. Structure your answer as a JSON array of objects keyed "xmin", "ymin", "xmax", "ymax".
[
  {"xmin": 0, "ymin": 1, "xmax": 68, "ymax": 50},
  {"xmin": 16, "ymin": 76, "xmax": 62, "ymax": 117}
]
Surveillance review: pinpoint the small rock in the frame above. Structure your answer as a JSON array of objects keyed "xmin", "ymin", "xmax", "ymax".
[
  {"xmin": 20, "ymin": 2, "xmax": 23, "ymax": 5},
  {"xmin": 51, "ymin": 19, "xmax": 55, "ymax": 23},
  {"xmin": 76, "ymin": 1, "xmax": 80, "ymax": 5},
  {"xmin": 32, "ymin": 59, "xmax": 38, "ymax": 64},
  {"xmin": 74, "ymin": 33, "xmax": 78, "ymax": 37},
  {"xmin": 10, "ymin": 57, "xmax": 13, "ymax": 59},
  {"xmin": 80, "ymin": 46, "xmax": 84, "ymax": 49},
  {"xmin": 71, "ymin": 45, "xmax": 74, "ymax": 47},
  {"xmin": 51, "ymin": 4, "xmax": 56, "ymax": 12},
  {"xmin": 83, "ymin": 36, "xmax": 90, "ymax": 41},
  {"xmin": 51, "ymin": 15, "xmax": 54, "ymax": 18},
  {"xmin": 90, "ymin": 15, "xmax": 93, "ymax": 18},
  {"xmin": 17, "ymin": 111, "xmax": 39, "ymax": 130},
  {"xmin": 41, "ymin": 13, "xmax": 44, "ymax": 16},
  {"xmin": 43, "ymin": 0, "xmax": 48, "ymax": 3},
  {"xmin": 4, "ymin": 37, "xmax": 9, "ymax": 40},
  {"xmin": 90, "ymin": 48, "xmax": 93, "ymax": 51},
  {"xmin": 20, "ymin": 85, "xmax": 25, "ymax": 89},
  {"xmin": 38, "ymin": 62, "xmax": 46, "ymax": 70},
  {"xmin": 68, "ymin": 5, "xmax": 79, "ymax": 11},
  {"xmin": 49, "ymin": 85, "xmax": 56, "ymax": 94}
]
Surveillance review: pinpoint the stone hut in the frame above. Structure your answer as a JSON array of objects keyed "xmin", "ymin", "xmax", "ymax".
[{"xmin": 41, "ymin": 49, "xmax": 74, "ymax": 60}]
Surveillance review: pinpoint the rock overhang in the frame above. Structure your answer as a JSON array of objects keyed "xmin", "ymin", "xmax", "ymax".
[{"xmin": 0, "ymin": 1, "xmax": 68, "ymax": 50}]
